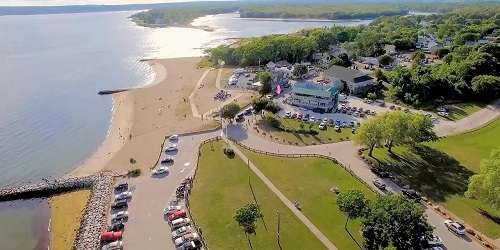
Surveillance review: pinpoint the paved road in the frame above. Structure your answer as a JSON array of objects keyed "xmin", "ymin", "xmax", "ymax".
[
  {"xmin": 225, "ymin": 123, "xmax": 483, "ymax": 250},
  {"xmin": 122, "ymin": 131, "xmax": 219, "ymax": 250},
  {"xmin": 225, "ymin": 137, "xmax": 338, "ymax": 250},
  {"xmin": 434, "ymin": 99, "xmax": 500, "ymax": 136}
]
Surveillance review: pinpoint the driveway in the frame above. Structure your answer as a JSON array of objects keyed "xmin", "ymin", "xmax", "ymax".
[
  {"xmin": 122, "ymin": 130, "xmax": 219, "ymax": 250},
  {"xmin": 225, "ymin": 123, "xmax": 483, "ymax": 250}
]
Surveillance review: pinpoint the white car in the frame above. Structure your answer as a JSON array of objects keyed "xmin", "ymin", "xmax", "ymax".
[
  {"xmin": 102, "ymin": 241, "xmax": 123, "ymax": 250},
  {"xmin": 169, "ymin": 134, "xmax": 179, "ymax": 141},
  {"xmin": 444, "ymin": 220, "xmax": 466, "ymax": 235},
  {"xmin": 437, "ymin": 111, "xmax": 449, "ymax": 117},
  {"xmin": 152, "ymin": 166, "xmax": 169, "ymax": 176},
  {"xmin": 111, "ymin": 211, "xmax": 129, "ymax": 220},
  {"xmin": 164, "ymin": 205, "xmax": 183, "ymax": 215},
  {"xmin": 334, "ymin": 125, "xmax": 340, "ymax": 131},
  {"xmin": 171, "ymin": 226, "xmax": 193, "ymax": 238},
  {"xmin": 285, "ymin": 111, "xmax": 292, "ymax": 118},
  {"xmin": 171, "ymin": 218, "xmax": 191, "ymax": 229},
  {"xmin": 425, "ymin": 234, "xmax": 443, "ymax": 246},
  {"xmin": 318, "ymin": 123, "xmax": 326, "ymax": 130},
  {"xmin": 322, "ymin": 118, "xmax": 328, "ymax": 123},
  {"xmin": 174, "ymin": 232, "xmax": 199, "ymax": 246},
  {"xmin": 114, "ymin": 191, "xmax": 132, "ymax": 200},
  {"xmin": 166, "ymin": 144, "xmax": 178, "ymax": 152}
]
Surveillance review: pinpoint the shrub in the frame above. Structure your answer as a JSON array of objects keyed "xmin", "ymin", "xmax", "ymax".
[{"xmin": 127, "ymin": 169, "xmax": 141, "ymax": 178}]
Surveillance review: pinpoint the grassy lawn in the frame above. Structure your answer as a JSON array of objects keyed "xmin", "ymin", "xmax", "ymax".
[
  {"xmin": 258, "ymin": 117, "xmax": 355, "ymax": 146},
  {"xmin": 50, "ymin": 190, "xmax": 90, "ymax": 250},
  {"xmin": 431, "ymin": 118, "xmax": 500, "ymax": 172},
  {"xmin": 368, "ymin": 119, "xmax": 500, "ymax": 238},
  {"xmin": 189, "ymin": 140, "xmax": 326, "ymax": 250},
  {"xmin": 444, "ymin": 102, "xmax": 486, "ymax": 121},
  {"xmin": 239, "ymin": 146, "xmax": 376, "ymax": 250}
]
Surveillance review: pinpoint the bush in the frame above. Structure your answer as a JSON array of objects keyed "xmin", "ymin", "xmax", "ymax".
[
  {"xmin": 252, "ymin": 98, "xmax": 281, "ymax": 113},
  {"xmin": 127, "ymin": 169, "xmax": 141, "ymax": 178},
  {"xmin": 223, "ymin": 148, "xmax": 235, "ymax": 158}
]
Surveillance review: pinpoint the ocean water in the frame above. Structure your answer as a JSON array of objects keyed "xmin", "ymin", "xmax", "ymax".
[{"xmin": 0, "ymin": 10, "xmax": 372, "ymax": 249}]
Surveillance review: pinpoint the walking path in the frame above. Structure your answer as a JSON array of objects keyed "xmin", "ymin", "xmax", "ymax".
[
  {"xmin": 189, "ymin": 69, "xmax": 211, "ymax": 118},
  {"xmin": 224, "ymin": 137, "xmax": 338, "ymax": 250},
  {"xmin": 224, "ymin": 123, "xmax": 484, "ymax": 250},
  {"xmin": 434, "ymin": 99, "xmax": 500, "ymax": 136}
]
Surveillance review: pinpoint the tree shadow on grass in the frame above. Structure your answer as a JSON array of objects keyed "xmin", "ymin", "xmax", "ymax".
[{"xmin": 375, "ymin": 145, "xmax": 474, "ymax": 202}]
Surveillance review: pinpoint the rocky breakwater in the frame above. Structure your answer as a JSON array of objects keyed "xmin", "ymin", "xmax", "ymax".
[
  {"xmin": 74, "ymin": 173, "xmax": 113, "ymax": 250},
  {"xmin": 0, "ymin": 175, "xmax": 95, "ymax": 201}
]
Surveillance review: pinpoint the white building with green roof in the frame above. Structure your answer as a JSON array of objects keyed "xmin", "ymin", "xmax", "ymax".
[{"xmin": 290, "ymin": 81, "xmax": 340, "ymax": 113}]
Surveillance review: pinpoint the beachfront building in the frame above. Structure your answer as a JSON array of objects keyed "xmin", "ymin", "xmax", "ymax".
[
  {"xmin": 289, "ymin": 81, "xmax": 339, "ymax": 113},
  {"xmin": 324, "ymin": 65, "xmax": 375, "ymax": 96}
]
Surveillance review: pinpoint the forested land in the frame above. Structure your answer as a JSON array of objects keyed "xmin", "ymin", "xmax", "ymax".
[
  {"xmin": 208, "ymin": 5, "xmax": 500, "ymax": 105},
  {"xmin": 239, "ymin": 4, "xmax": 407, "ymax": 20}
]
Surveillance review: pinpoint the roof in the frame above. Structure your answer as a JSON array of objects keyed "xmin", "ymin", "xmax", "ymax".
[
  {"xmin": 292, "ymin": 81, "xmax": 338, "ymax": 98},
  {"xmin": 325, "ymin": 65, "xmax": 372, "ymax": 83}
]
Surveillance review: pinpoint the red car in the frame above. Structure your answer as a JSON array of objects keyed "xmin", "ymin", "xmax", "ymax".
[
  {"xmin": 101, "ymin": 231, "xmax": 122, "ymax": 241},
  {"xmin": 168, "ymin": 209, "xmax": 187, "ymax": 222}
]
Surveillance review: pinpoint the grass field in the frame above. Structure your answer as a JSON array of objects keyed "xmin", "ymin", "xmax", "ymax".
[
  {"xmin": 369, "ymin": 119, "xmax": 500, "ymax": 238},
  {"xmin": 189, "ymin": 140, "xmax": 326, "ymax": 250},
  {"xmin": 50, "ymin": 190, "xmax": 90, "ymax": 250},
  {"xmin": 444, "ymin": 102, "xmax": 486, "ymax": 121},
  {"xmin": 239, "ymin": 146, "xmax": 376, "ymax": 250},
  {"xmin": 258, "ymin": 116, "xmax": 355, "ymax": 146}
]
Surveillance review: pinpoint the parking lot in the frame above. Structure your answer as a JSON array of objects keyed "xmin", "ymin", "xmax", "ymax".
[{"xmin": 115, "ymin": 131, "xmax": 219, "ymax": 250}]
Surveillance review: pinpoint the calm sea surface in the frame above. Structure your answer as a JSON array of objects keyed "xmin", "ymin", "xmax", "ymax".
[{"xmin": 0, "ymin": 10, "xmax": 371, "ymax": 249}]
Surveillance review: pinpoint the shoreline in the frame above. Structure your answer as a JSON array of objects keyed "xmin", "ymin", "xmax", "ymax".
[{"xmin": 71, "ymin": 57, "xmax": 216, "ymax": 177}]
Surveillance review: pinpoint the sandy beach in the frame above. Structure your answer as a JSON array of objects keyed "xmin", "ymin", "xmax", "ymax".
[{"xmin": 73, "ymin": 57, "xmax": 218, "ymax": 176}]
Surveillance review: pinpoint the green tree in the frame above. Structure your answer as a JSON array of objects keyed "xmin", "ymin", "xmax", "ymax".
[
  {"xmin": 354, "ymin": 116, "xmax": 385, "ymax": 156},
  {"xmin": 363, "ymin": 195, "xmax": 432, "ymax": 250},
  {"xmin": 258, "ymin": 71, "xmax": 272, "ymax": 95},
  {"xmin": 337, "ymin": 190, "xmax": 368, "ymax": 230},
  {"xmin": 466, "ymin": 148, "xmax": 500, "ymax": 209},
  {"xmin": 471, "ymin": 75, "xmax": 500, "ymax": 99},
  {"xmin": 411, "ymin": 52, "xmax": 426, "ymax": 67},
  {"xmin": 293, "ymin": 64, "xmax": 308, "ymax": 78},
  {"xmin": 367, "ymin": 92, "xmax": 378, "ymax": 101},
  {"xmin": 234, "ymin": 203, "xmax": 263, "ymax": 234},
  {"xmin": 220, "ymin": 103, "xmax": 241, "ymax": 120},
  {"xmin": 378, "ymin": 55, "xmax": 394, "ymax": 66}
]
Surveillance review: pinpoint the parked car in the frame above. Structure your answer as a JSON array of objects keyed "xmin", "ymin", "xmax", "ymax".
[
  {"xmin": 101, "ymin": 231, "xmax": 122, "ymax": 241},
  {"xmin": 401, "ymin": 189, "xmax": 422, "ymax": 201},
  {"xmin": 168, "ymin": 209, "xmax": 187, "ymax": 222},
  {"xmin": 115, "ymin": 191, "xmax": 132, "ymax": 200},
  {"xmin": 101, "ymin": 240, "xmax": 123, "ymax": 250},
  {"xmin": 111, "ymin": 211, "xmax": 129, "ymax": 221},
  {"xmin": 424, "ymin": 234, "xmax": 443, "ymax": 246},
  {"xmin": 444, "ymin": 220, "xmax": 466, "ymax": 235},
  {"xmin": 161, "ymin": 157, "xmax": 174, "ymax": 165},
  {"xmin": 171, "ymin": 226, "xmax": 193, "ymax": 239},
  {"xmin": 164, "ymin": 205, "xmax": 183, "ymax": 215},
  {"xmin": 179, "ymin": 239, "xmax": 202, "ymax": 250},
  {"xmin": 171, "ymin": 218, "xmax": 191, "ymax": 229},
  {"xmin": 291, "ymin": 113, "xmax": 297, "ymax": 119},
  {"xmin": 372, "ymin": 179, "xmax": 386, "ymax": 190},
  {"xmin": 244, "ymin": 107, "xmax": 253, "ymax": 115},
  {"xmin": 108, "ymin": 222, "xmax": 125, "ymax": 232},
  {"xmin": 114, "ymin": 183, "xmax": 128, "ymax": 192},
  {"xmin": 169, "ymin": 134, "xmax": 179, "ymax": 141},
  {"xmin": 437, "ymin": 111, "xmax": 449, "ymax": 117},
  {"xmin": 370, "ymin": 167, "xmax": 390, "ymax": 178},
  {"xmin": 334, "ymin": 125, "xmax": 340, "ymax": 131},
  {"xmin": 322, "ymin": 118, "xmax": 328, "ymax": 123},
  {"xmin": 111, "ymin": 200, "xmax": 128, "ymax": 210},
  {"xmin": 319, "ymin": 123, "xmax": 327, "ymax": 130},
  {"xmin": 152, "ymin": 166, "xmax": 169, "ymax": 176},
  {"xmin": 165, "ymin": 144, "xmax": 178, "ymax": 152},
  {"xmin": 285, "ymin": 111, "xmax": 292, "ymax": 118},
  {"xmin": 174, "ymin": 233, "xmax": 200, "ymax": 246}
]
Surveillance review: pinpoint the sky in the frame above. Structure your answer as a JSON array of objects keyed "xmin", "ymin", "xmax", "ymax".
[{"xmin": 0, "ymin": 0, "xmax": 224, "ymax": 7}]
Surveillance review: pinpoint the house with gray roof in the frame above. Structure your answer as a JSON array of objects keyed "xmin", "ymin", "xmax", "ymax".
[
  {"xmin": 290, "ymin": 81, "xmax": 339, "ymax": 113},
  {"xmin": 324, "ymin": 65, "xmax": 375, "ymax": 96}
]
